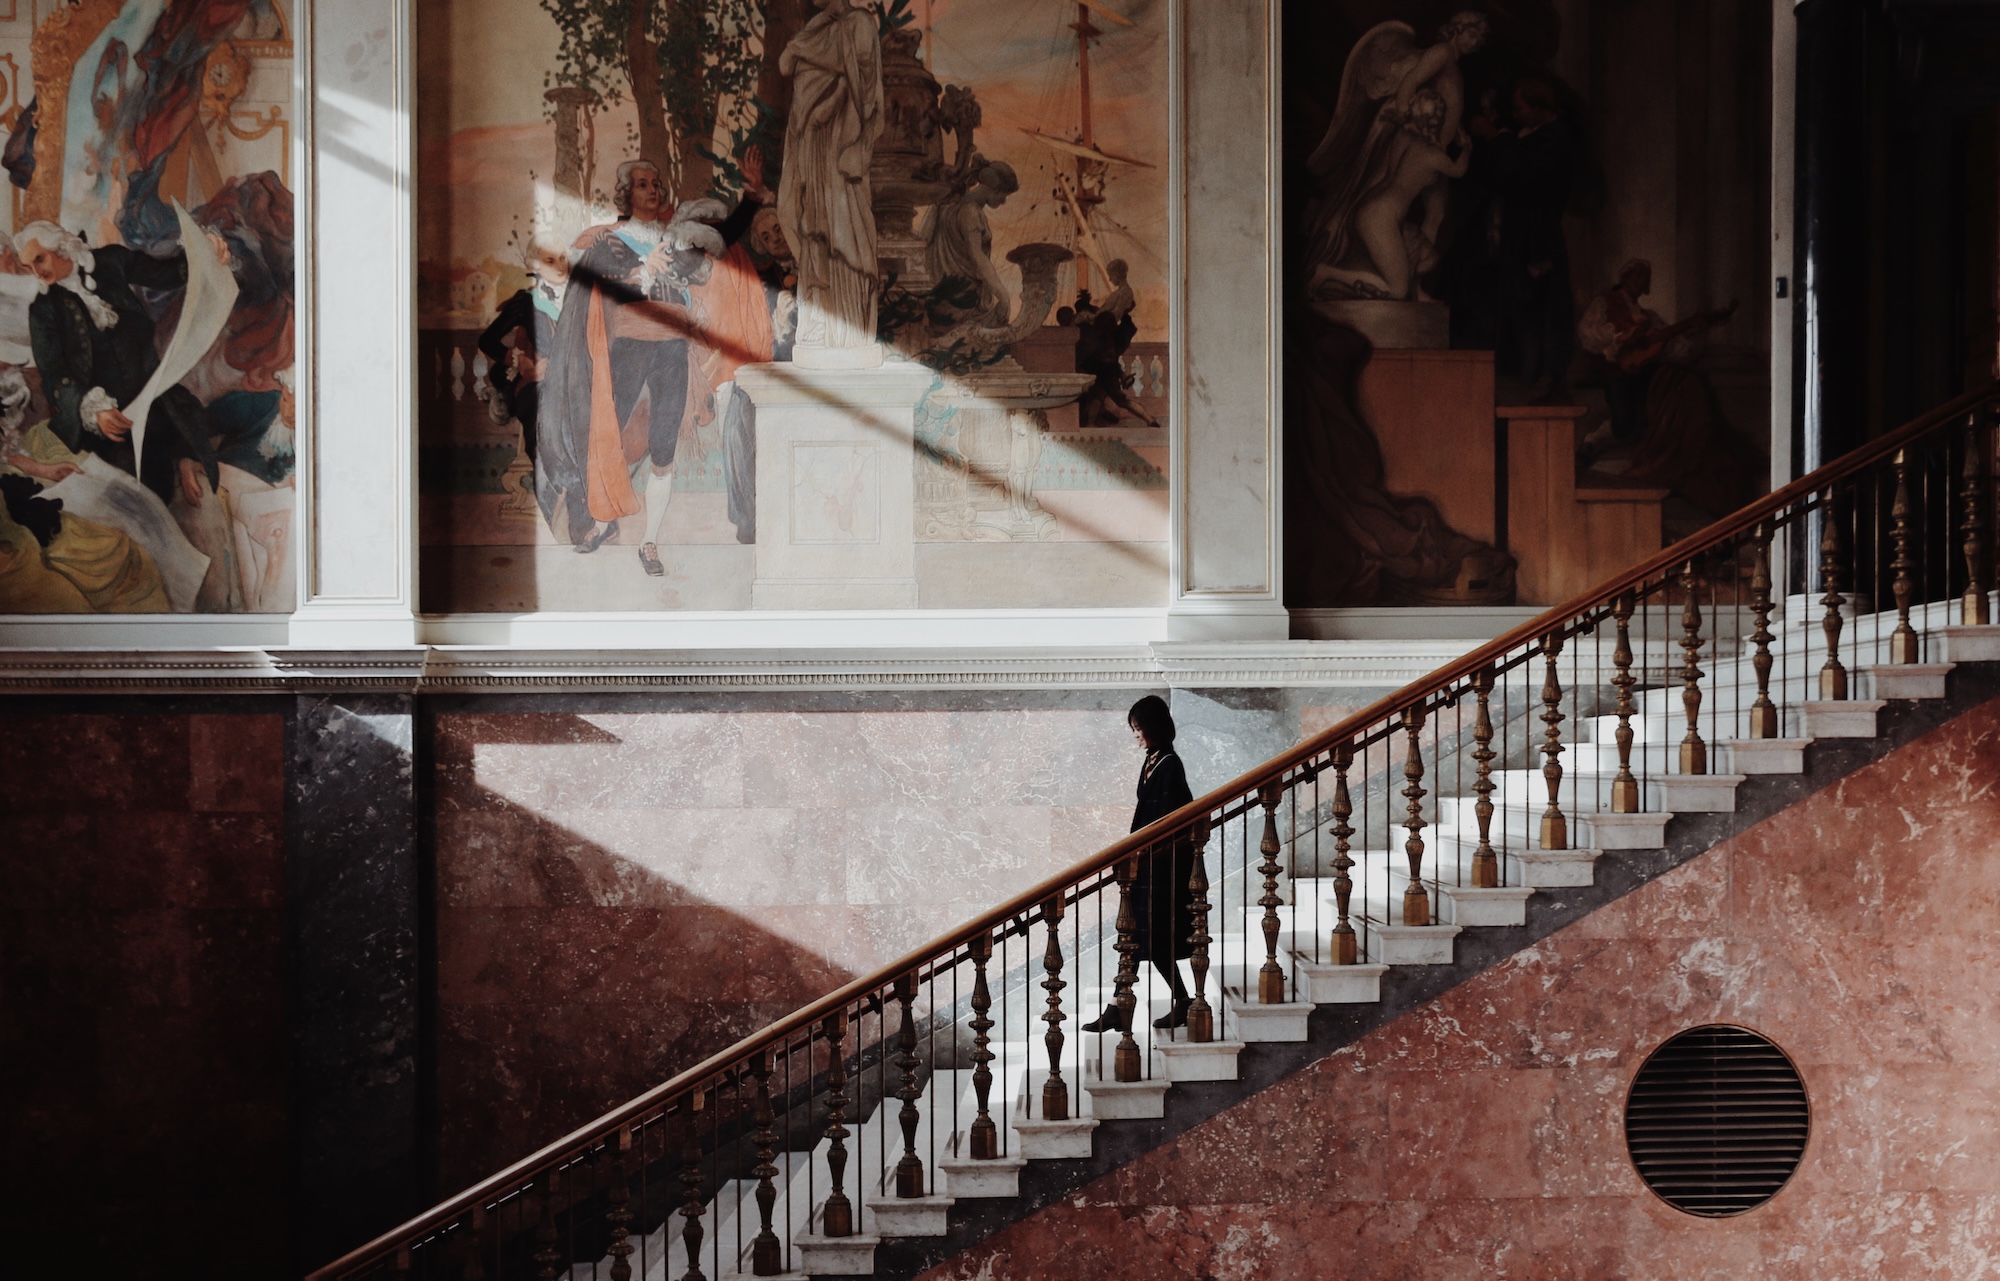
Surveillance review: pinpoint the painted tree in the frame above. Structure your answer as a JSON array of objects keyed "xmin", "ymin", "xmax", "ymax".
[{"xmin": 540, "ymin": 0, "xmax": 769, "ymax": 202}]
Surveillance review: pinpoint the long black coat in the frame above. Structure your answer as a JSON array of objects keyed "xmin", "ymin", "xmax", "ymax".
[
  {"xmin": 29, "ymin": 243, "xmax": 215, "ymax": 503},
  {"xmin": 1129, "ymin": 749, "xmax": 1198, "ymax": 967}
]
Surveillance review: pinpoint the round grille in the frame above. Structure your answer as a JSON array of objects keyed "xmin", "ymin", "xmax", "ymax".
[{"xmin": 1624, "ymin": 1025, "xmax": 1809, "ymax": 1216}]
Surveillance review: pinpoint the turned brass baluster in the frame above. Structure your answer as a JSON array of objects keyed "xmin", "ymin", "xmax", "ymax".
[
  {"xmin": 1039, "ymin": 897, "xmax": 1068, "ymax": 1121},
  {"xmin": 1889, "ymin": 449, "xmax": 1920, "ymax": 663},
  {"xmin": 750, "ymin": 1051, "xmax": 782, "ymax": 1272},
  {"xmin": 1401, "ymin": 707, "xmax": 1430, "ymax": 927},
  {"xmin": 1609, "ymin": 595, "xmax": 1641, "ymax": 811},
  {"xmin": 1748, "ymin": 525, "xmax": 1779, "ymax": 739},
  {"xmin": 1257, "ymin": 783, "xmax": 1287, "ymax": 1003},
  {"xmin": 966, "ymin": 939, "xmax": 998, "ymax": 1159},
  {"xmin": 1111, "ymin": 854, "xmax": 1143, "ymax": 1079},
  {"xmin": 1186, "ymin": 815, "xmax": 1215, "ymax": 1042},
  {"xmin": 679, "ymin": 1096, "xmax": 707, "ymax": 1281},
  {"xmin": 893, "ymin": 974, "xmax": 925, "ymax": 1197},
  {"xmin": 607, "ymin": 1126, "xmax": 635, "ymax": 1281},
  {"xmin": 533, "ymin": 1170, "xmax": 560, "ymax": 1281},
  {"xmin": 1964, "ymin": 412, "xmax": 1990, "ymax": 625},
  {"xmin": 1679, "ymin": 560, "xmax": 1707, "ymax": 775},
  {"xmin": 1329, "ymin": 746, "xmax": 1358, "ymax": 964},
  {"xmin": 1469, "ymin": 670, "xmax": 1500, "ymax": 884},
  {"xmin": 1820, "ymin": 491, "xmax": 1849, "ymax": 700},
  {"xmin": 821, "ymin": 1012, "xmax": 854, "ymax": 1234},
  {"xmin": 1539, "ymin": 636, "xmax": 1568, "ymax": 850}
]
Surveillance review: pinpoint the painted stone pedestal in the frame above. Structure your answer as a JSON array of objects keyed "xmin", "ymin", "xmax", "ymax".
[
  {"xmin": 917, "ymin": 364, "xmax": 1094, "ymax": 543},
  {"xmin": 738, "ymin": 361, "xmax": 937, "ymax": 609}
]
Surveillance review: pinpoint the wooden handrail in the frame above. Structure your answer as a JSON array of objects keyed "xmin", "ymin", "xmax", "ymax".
[{"xmin": 311, "ymin": 380, "xmax": 1996, "ymax": 1278}]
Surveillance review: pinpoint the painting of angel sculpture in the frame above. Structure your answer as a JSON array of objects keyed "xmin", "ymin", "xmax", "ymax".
[
  {"xmin": 1301, "ymin": 10, "xmax": 1487, "ymax": 303},
  {"xmin": 0, "ymin": 0, "xmax": 296, "ymax": 614}
]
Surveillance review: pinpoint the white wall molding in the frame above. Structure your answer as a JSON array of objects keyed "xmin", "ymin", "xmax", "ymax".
[{"xmin": 0, "ymin": 638, "xmax": 1485, "ymax": 695}]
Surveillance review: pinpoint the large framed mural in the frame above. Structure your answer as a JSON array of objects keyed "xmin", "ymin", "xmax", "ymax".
[
  {"xmin": 0, "ymin": 0, "xmax": 295, "ymax": 614},
  {"xmin": 1283, "ymin": 1, "xmax": 1773, "ymax": 609},
  {"xmin": 418, "ymin": 0, "xmax": 1171, "ymax": 613}
]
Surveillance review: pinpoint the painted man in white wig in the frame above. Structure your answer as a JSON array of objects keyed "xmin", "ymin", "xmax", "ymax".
[
  {"xmin": 16, "ymin": 219, "xmax": 228, "ymax": 508},
  {"xmin": 778, "ymin": 0, "xmax": 884, "ymax": 361}
]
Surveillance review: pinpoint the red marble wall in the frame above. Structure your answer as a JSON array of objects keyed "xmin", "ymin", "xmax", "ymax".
[
  {"xmin": 433, "ymin": 705, "xmax": 1138, "ymax": 1189},
  {"xmin": 0, "ymin": 710, "xmax": 290, "ymax": 1274},
  {"xmin": 921, "ymin": 696, "xmax": 2000, "ymax": 1280}
]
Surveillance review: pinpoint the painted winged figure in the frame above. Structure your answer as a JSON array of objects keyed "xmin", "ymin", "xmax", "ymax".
[{"xmin": 1301, "ymin": 12, "xmax": 1487, "ymax": 303}]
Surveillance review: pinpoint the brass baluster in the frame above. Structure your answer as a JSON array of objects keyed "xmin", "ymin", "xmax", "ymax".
[
  {"xmin": 966, "ymin": 939, "xmax": 997, "ymax": 1158},
  {"xmin": 1820, "ymin": 491, "xmax": 1849, "ymax": 700},
  {"xmin": 1330, "ymin": 745, "xmax": 1357, "ymax": 964},
  {"xmin": 607, "ymin": 1126, "xmax": 635, "ymax": 1281},
  {"xmin": 1609, "ymin": 594, "xmax": 1641, "ymax": 810},
  {"xmin": 678, "ymin": 1095, "xmax": 707, "ymax": 1281},
  {"xmin": 1040, "ymin": 897, "xmax": 1068, "ymax": 1120},
  {"xmin": 1257, "ymin": 783, "xmax": 1287, "ymax": 1003},
  {"xmin": 1889, "ymin": 449, "xmax": 1920, "ymax": 663},
  {"xmin": 1747, "ymin": 525, "xmax": 1779, "ymax": 739},
  {"xmin": 1539, "ymin": 636, "xmax": 1568, "ymax": 850},
  {"xmin": 1964, "ymin": 412, "xmax": 1990, "ymax": 625},
  {"xmin": 1469, "ymin": 667, "xmax": 1501, "ymax": 882},
  {"xmin": 534, "ymin": 1170, "xmax": 560, "ymax": 1281},
  {"xmin": 1185, "ymin": 815, "xmax": 1215, "ymax": 1042},
  {"xmin": 893, "ymin": 973, "xmax": 925, "ymax": 1197},
  {"xmin": 821, "ymin": 1012, "xmax": 854, "ymax": 1234},
  {"xmin": 1679, "ymin": 560, "xmax": 1707, "ymax": 775},
  {"xmin": 462, "ymin": 1206, "xmax": 489, "ymax": 1281},
  {"xmin": 1401, "ymin": 707, "xmax": 1430, "ymax": 927},
  {"xmin": 750, "ymin": 1051, "xmax": 782, "ymax": 1272},
  {"xmin": 1111, "ymin": 853, "xmax": 1143, "ymax": 1079}
]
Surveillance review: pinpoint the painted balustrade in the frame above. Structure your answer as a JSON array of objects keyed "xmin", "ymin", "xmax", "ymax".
[{"xmin": 310, "ymin": 387, "xmax": 1997, "ymax": 1280}]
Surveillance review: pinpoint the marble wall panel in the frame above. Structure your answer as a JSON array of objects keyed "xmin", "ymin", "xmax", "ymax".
[
  {"xmin": 431, "ymin": 693, "xmax": 1172, "ymax": 1189},
  {"xmin": 919, "ymin": 695, "xmax": 2000, "ymax": 1280},
  {"xmin": 0, "ymin": 708, "xmax": 289, "ymax": 1276}
]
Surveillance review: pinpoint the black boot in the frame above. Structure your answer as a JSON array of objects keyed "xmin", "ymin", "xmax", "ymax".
[
  {"xmin": 1080, "ymin": 1004, "xmax": 1125, "ymax": 1034},
  {"xmin": 1152, "ymin": 997, "xmax": 1192, "ymax": 1030}
]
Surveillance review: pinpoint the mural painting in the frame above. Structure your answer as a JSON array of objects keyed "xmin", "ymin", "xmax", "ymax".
[
  {"xmin": 1284, "ymin": 1, "xmax": 1773, "ymax": 607},
  {"xmin": 420, "ymin": 0, "xmax": 1172, "ymax": 613},
  {"xmin": 0, "ymin": 0, "xmax": 295, "ymax": 614}
]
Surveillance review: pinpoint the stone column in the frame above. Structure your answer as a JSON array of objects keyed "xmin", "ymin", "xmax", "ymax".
[
  {"xmin": 1169, "ymin": 0, "xmax": 1287, "ymax": 641},
  {"xmin": 292, "ymin": 0, "xmax": 419, "ymax": 646},
  {"xmin": 738, "ymin": 362, "xmax": 938, "ymax": 609}
]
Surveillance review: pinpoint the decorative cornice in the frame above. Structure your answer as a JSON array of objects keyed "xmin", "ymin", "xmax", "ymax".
[{"xmin": 0, "ymin": 641, "xmax": 1482, "ymax": 695}]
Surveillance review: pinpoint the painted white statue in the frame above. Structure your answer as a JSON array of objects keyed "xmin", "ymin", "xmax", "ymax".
[
  {"xmin": 778, "ymin": 0, "xmax": 886, "ymax": 365},
  {"xmin": 1301, "ymin": 11, "xmax": 1487, "ymax": 303}
]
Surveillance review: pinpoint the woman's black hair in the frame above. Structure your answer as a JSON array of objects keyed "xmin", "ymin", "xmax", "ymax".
[{"xmin": 1127, "ymin": 694, "xmax": 1175, "ymax": 748}]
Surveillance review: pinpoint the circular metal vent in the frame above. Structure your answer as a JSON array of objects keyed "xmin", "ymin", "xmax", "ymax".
[{"xmin": 1624, "ymin": 1025, "xmax": 1809, "ymax": 1216}]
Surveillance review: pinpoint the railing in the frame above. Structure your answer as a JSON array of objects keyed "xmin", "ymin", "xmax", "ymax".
[{"xmin": 312, "ymin": 383, "xmax": 1998, "ymax": 1280}]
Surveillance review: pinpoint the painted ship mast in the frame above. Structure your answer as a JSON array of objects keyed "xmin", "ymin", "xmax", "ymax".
[{"xmin": 1025, "ymin": 0, "xmax": 1152, "ymax": 298}]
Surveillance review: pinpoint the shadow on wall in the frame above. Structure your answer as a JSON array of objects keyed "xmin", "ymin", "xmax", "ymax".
[{"xmin": 433, "ymin": 711, "xmax": 866, "ymax": 1193}]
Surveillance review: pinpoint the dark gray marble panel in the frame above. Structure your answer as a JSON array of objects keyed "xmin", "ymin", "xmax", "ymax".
[{"xmin": 288, "ymin": 694, "xmax": 422, "ymax": 1274}]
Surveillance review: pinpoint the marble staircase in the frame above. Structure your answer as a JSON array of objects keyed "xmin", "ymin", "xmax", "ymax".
[{"xmin": 566, "ymin": 606, "xmax": 2000, "ymax": 1280}]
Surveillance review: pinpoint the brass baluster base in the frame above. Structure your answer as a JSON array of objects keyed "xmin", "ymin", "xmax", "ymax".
[
  {"xmin": 1040, "ymin": 1080, "xmax": 1068, "ymax": 1121},
  {"xmin": 1609, "ymin": 777, "xmax": 1640, "ymax": 814},
  {"xmin": 1402, "ymin": 883, "xmax": 1430, "ymax": 927},
  {"xmin": 1680, "ymin": 740, "xmax": 1708, "ymax": 776},
  {"xmin": 1186, "ymin": 1005, "xmax": 1214, "ymax": 1044},
  {"xmin": 1746, "ymin": 704, "xmax": 1779, "ymax": 740},
  {"xmin": 1820, "ymin": 665, "xmax": 1848, "ymax": 701},
  {"xmin": 1965, "ymin": 590, "xmax": 1991, "ymax": 627},
  {"xmin": 1540, "ymin": 812, "xmax": 1567, "ymax": 851},
  {"xmin": 1333, "ymin": 927, "xmax": 1357, "ymax": 966},
  {"xmin": 1888, "ymin": 628, "xmax": 1919, "ymax": 665},
  {"xmin": 968, "ymin": 1121, "xmax": 997, "ymax": 1162},
  {"xmin": 1471, "ymin": 849, "xmax": 1498, "ymax": 888}
]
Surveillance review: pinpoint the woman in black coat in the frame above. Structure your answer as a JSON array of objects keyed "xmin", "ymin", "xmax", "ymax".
[{"xmin": 1084, "ymin": 695, "xmax": 1199, "ymax": 1033}]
